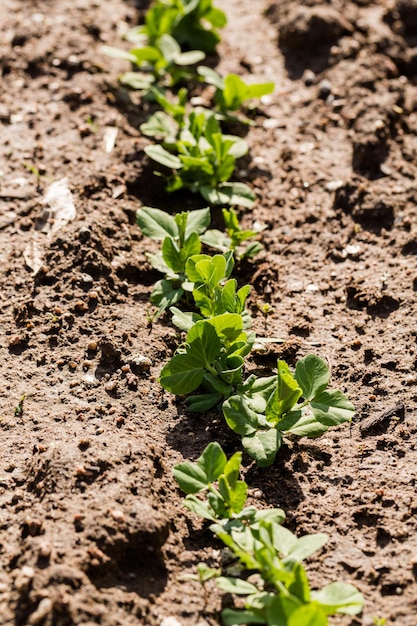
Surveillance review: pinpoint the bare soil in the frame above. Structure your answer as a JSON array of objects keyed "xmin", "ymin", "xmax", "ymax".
[{"xmin": 1, "ymin": 0, "xmax": 417, "ymax": 625}]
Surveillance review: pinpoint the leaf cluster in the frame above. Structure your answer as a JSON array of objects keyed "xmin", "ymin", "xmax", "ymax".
[
  {"xmin": 102, "ymin": 0, "xmax": 227, "ymax": 89},
  {"xmin": 200, "ymin": 207, "xmax": 265, "ymax": 259},
  {"xmin": 174, "ymin": 442, "xmax": 364, "ymax": 625},
  {"xmin": 137, "ymin": 206, "xmax": 260, "ymax": 314},
  {"xmin": 137, "ymin": 206, "xmax": 210, "ymax": 312},
  {"xmin": 160, "ymin": 312, "xmax": 254, "ymax": 411},
  {"xmin": 198, "ymin": 66, "xmax": 275, "ymax": 117},
  {"xmin": 144, "ymin": 111, "xmax": 255, "ymax": 206},
  {"xmin": 223, "ymin": 354, "xmax": 355, "ymax": 466}
]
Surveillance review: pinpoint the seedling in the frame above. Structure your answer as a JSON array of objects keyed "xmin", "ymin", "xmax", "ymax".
[
  {"xmin": 181, "ymin": 562, "xmax": 221, "ymax": 583},
  {"xmin": 182, "ymin": 252, "xmax": 251, "ymax": 321},
  {"xmin": 223, "ymin": 354, "xmax": 355, "ymax": 466},
  {"xmin": 140, "ymin": 87, "xmax": 189, "ymax": 140},
  {"xmin": 201, "ymin": 207, "xmax": 265, "ymax": 259},
  {"xmin": 160, "ymin": 313, "xmax": 255, "ymax": 412},
  {"xmin": 198, "ymin": 66, "xmax": 274, "ymax": 118},
  {"xmin": 162, "ymin": 344, "xmax": 354, "ymax": 464},
  {"xmin": 137, "ymin": 206, "xmax": 210, "ymax": 312},
  {"xmin": 128, "ymin": 0, "xmax": 226, "ymax": 55},
  {"xmin": 14, "ymin": 395, "xmax": 25, "ymax": 418},
  {"xmin": 144, "ymin": 111, "xmax": 256, "ymax": 206},
  {"xmin": 103, "ymin": 0, "xmax": 226, "ymax": 89},
  {"xmin": 174, "ymin": 442, "xmax": 364, "ymax": 625},
  {"xmin": 102, "ymin": 34, "xmax": 205, "ymax": 91}
]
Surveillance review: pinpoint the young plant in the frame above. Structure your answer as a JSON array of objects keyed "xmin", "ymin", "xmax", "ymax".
[
  {"xmin": 174, "ymin": 442, "xmax": 364, "ymax": 625},
  {"xmin": 201, "ymin": 207, "xmax": 265, "ymax": 259},
  {"xmin": 198, "ymin": 66, "xmax": 274, "ymax": 117},
  {"xmin": 140, "ymin": 87, "xmax": 189, "ymax": 140},
  {"xmin": 130, "ymin": 0, "xmax": 227, "ymax": 55},
  {"xmin": 103, "ymin": 0, "xmax": 226, "ymax": 89},
  {"xmin": 222, "ymin": 354, "xmax": 355, "ymax": 466},
  {"xmin": 159, "ymin": 312, "xmax": 255, "ymax": 412},
  {"xmin": 102, "ymin": 34, "xmax": 205, "ymax": 91},
  {"xmin": 144, "ymin": 111, "xmax": 256, "ymax": 207},
  {"xmin": 137, "ymin": 206, "xmax": 210, "ymax": 312},
  {"xmin": 187, "ymin": 250, "xmax": 250, "ymax": 315}
]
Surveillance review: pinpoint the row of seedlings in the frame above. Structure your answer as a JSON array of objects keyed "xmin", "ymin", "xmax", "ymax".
[{"xmin": 105, "ymin": 1, "xmax": 364, "ymax": 624}]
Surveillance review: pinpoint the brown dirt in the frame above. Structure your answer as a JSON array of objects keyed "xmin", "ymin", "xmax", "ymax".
[{"xmin": 1, "ymin": 0, "xmax": 417, "ymax": 625}]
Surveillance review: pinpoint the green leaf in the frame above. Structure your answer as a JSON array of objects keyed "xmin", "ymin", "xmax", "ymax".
[
  {"xmin": 130, "ymin": 46, "xmax": 163, "ymax": 64},
  {"xmin": 295, "ymin": 355, "xmax": 330, "ymax": 401},
  {"xmin": 162, "ymin": 237, "xmax": 182, "ymax": 272},
  {"xmin": 279, "ymin": 409, "xmax": 328, "ymax": 438},
  {"xmin": 242, "ymin": 429, "xmax": 282, "ymax": 467},
  {"xmin": 184, "ymin": 207, "xmax": 211, "ymax": 238},
  {"xmin": 311, "ymin": 582, "xmax": 364, "ymax": 616},
  {"xmin": 204, "ymin": 7, "xmax": 227, "ymax": 28},
  {"xmin": 160, "ymin": 322, "xmax": 222, "ymax": 395},
  {"xmin": 245, "ymin": 82, "xmax": 275, "ymax": 100},
  {"xmin": 197, "ymin": 65, "xmax": 225, "ymax": 90},
  {"xmin": 311, "ymin": 390, "xmax": 355, "ymax": 426},
  {"xmin": 100, "ymin": 45, "xmax": 138, "ymax": 62},
  {"xmin": 120, "ymin": 71, "xmax": 155, "ymax": 90},
  {"xmin": 186, "ymin": 253, "xmax": 211, "ymax": 282},
  {"xmin": 175, "ymin": 50, "xmax": 206, "ymax": 65},
  {"xmin": 196, "ymin": 562, "xmax": 221, "ymax": 582},
  {"xmin": 224, "ymin": 136, "xmax": 248, "ymax": 159},
  {"xmin": 288, "ymin": 604, "xmax": 328, "ymax": 626},
  {"xmin": 173, "ymin": 461, "xmax": 209, "ymax": 494},
  {"xmin": 223, "ymin": 451, "xmax": 242, "ymax": 488},
  {"xmin": 223, "ymin": 394, "xmax": 260, "ymax": 436},
  {"xmin": 207, "ymin": 313, "xmax": 244, "ymax": 346},
  {"xmin": 198, "ymin": 441, "xmax": 227, "ymax": 483},
  {"xmin": 187, "ymin": 320, "xmax": 222, "ymax": 366},
  {"xmin": 284, "ymin": 534, "xmax": 328, "ymax": 564},
  {"xmin": 221, "ymin": 609, "xmax": 266, "ymax": 625},
  {"xmin": 183, "ymin": 494, "xmax": 216, "ymax": 521},
  {"xmin": 150, "ymin": 279, "xmax": 183, "ymax": 310},
  {"xmin": 216, "ymin": 577, "xmax": 258, "ymax": 595},
  {"xmin": 170, "ymin": 307, "xmax": 202, "ymax": 332},
  {"xmin": 186, "ymin": 393, "xmax": 222, "ymax": 412},
  {"xmin": 202, "ymin": 182, "xmax": 256, "ymax": 207},
  {"xmin": 140, "ymin": 111, "xmax": 178, "ymax": 139},
  {"xmin": 181, "ymin": 231, "xmax": 202, "ymax": 265},
  {"xmin": 288, "ymin": 563, "xmax": 311, "ymax": 604},
  {"xmin": 145, "ymin": 144, "xmax": 182, "ymax": 169},
  {"xmin": 221, "ymin": 279, "xmax": 238, "ymax": 312},
  {"xmin": 146, "ymin": 251, "xmax": 170, "ymax": 273},
  {"xmin": 266, "ymin": 595, "xmax": 303, "ymax": 626},
  {"xmin": 159, "ymin": 34, "xmax": 181, "ymax": 63},
  {"xmin": 137, "ymin": 206, "xmax": 178, "ymax": 240},
  {"xmin": 136, "ymin": 206, "xmax": 178, "ymax": 241},
  {"xmin": 203, "ymin": 372, "xmax": 232, "ymax": 396},
  {"xmin": 200, "ymin": 228, "xmax": 229, "ymax": 252},
  {"xmin": 266, "ymin": 361, "xmax": 302, "ymax": 425},
  {"xmin": 159, "ymin": 353, "xmax": 205, "ymax": 394}
]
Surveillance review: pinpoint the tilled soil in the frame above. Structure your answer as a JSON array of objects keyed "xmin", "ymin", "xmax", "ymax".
[{"xmin": 1, "ymin": 0, "xmax": 417, "ymax": 625}]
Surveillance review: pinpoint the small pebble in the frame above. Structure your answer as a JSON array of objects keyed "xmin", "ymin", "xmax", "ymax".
[
  {"xmin": 74, "ymin": 300, "xmax": 88, "ymax": 313},
  {"xmin": 14, "ymin": 566, "xmax": 34, "ymax": 592},
  {"xmin": 318, "ymin": 79, "xmax": 332, "ymax": 99},
  {"xmin": 111, "ymin": 509, "xmax": 126, "ymax": 522},
  {"xmin": 104, "ymin": 380, "xmax": 118, "ymax": 392},
  {"xmin": 129, "ymin": 354, "xmax": 151, "ymax": 373},
  {"xmin": 303, "ymin": 69, "xmax": 316, "ymax": 86},
  {"xmin": 28, "ymin": 597, "xmax": 53, "ymax": 625},
  {"xmin": 78, "ymin": 227, "xmax": 91, "ymax": 243}
]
